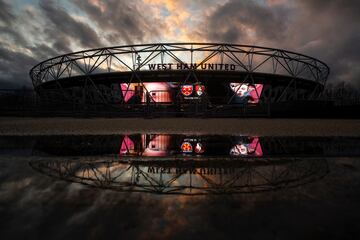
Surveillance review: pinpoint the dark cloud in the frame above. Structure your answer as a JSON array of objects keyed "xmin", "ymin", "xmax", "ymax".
[
  {"xmin": 204, "ymin": 0, "xmax": 360, "ymax": 87},
  {"xmin": 42, "ymin": 26, "xmax": 73, "ymax": 54},
  {"xmin": 295, "ymin": 0, "xmax": 360, "ymax": 87},
  {"xmin": 0, "ymin": 0, "xmax": 14, "ymax": 25},
  {"xmin": 0, "ymin": 26, "xmax": 28, "ymax": 47},
  {"xmin": 0, "ymin": 0, "xmax": 106, "ymax": 87},
  {"xmin": 70, "ymin": 0, "xmax": 165, "ymax": 44},
  {"xmin": 0, "ymin": 0, "xmax": 28, "ymax": 47},
  {"xmin": 0, "ymin": 0, "xmax": 34, "ymax": 87},
  {"xmin": 0, "ymin": 46, "xmax": 37, "ymax": 88},
  {"xmin": 39, "ymin": 0, "xmax": 103, "ymax": 49},
  {"xmin": 206, "ymin": 0, "xmax": 291, "ymax": 44}
]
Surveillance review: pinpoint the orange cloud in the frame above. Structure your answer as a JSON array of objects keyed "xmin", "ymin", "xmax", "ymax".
[{"xmin": 142, "ymin": 0, "xmax": 206, "ymax": 42}]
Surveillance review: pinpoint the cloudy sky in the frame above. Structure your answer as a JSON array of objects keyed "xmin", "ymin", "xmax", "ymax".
[{"xmin": 0, "ymin": 0, "xmax": 359, "ymax": 88}]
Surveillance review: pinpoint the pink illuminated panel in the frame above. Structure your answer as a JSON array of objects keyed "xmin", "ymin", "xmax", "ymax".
[
  {"xmin": 120, "ymin": 82, "xmax": 173, "ymax": 103},
  {"xmin": 230, "ymin": 83, "xmax": 263, "ymax": 103},
  {"xmin": 119, "ymin": 136, "xmax": 135, "ymax": 155},
  {"xmin": 142, "ymin": 135, "xmax": 171, "ymax": 157},
  {"xmin": 230, "ymin": 137, "xmax": 263, "ymax": 156},
  {"xmin": 119, "ymin": 134, "xmax": 171, "ymax": 157}
]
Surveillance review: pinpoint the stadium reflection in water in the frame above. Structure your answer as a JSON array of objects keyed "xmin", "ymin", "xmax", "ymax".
[
  {"xmin": 26, "ymin": 134, "xmax": 360, "ymax": 195},
  {"xmin": 30, "ymin": 157, "xmax": 328, "ymax": 195}
]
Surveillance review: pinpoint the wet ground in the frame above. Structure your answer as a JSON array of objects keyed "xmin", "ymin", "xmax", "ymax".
[
  {"xmin": 1, "ymin": 117, "xmax": 360, "ymax": 136},
  {"xmin": 1, "ymin": 119, "xmax": 360, "ymax": 239}
]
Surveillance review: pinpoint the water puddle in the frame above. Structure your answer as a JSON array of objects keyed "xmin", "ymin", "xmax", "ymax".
[{"xmin": 2, "ymin": 134, "xmax": 360, "ymax": 195}]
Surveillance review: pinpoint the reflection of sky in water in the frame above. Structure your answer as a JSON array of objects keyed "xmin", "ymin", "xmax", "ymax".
[
  {"xmin": 1, "ymin": 155, "xmax": 360, "ymax": 239},
  {"xmin": 2, "ymin": 136, "xmax": 360, "ymax": 238}
]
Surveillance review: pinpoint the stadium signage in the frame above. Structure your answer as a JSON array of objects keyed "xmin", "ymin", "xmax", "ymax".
[
  {"xmin": 147, "ymin": 166, "xmax": 235, "ymax": 175},
  {"xmin": 148, "ymin": 63, "xmax": 236, "ymax": 71}
]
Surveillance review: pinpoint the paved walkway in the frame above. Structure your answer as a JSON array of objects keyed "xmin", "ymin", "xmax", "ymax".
[{"xmin": 1, "ymin": 117, "xmax": 360, "ymax": 136}]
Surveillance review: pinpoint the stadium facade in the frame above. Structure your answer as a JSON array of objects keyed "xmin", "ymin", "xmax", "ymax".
[{"xmin": 29, "ymin": 43, "xmax": 330, "ymax": 116}]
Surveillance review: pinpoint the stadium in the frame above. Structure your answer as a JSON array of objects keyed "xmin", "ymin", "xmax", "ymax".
[{"xmin": 29, "ymin": 43, "xmax": 330, "ymax": 117}]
